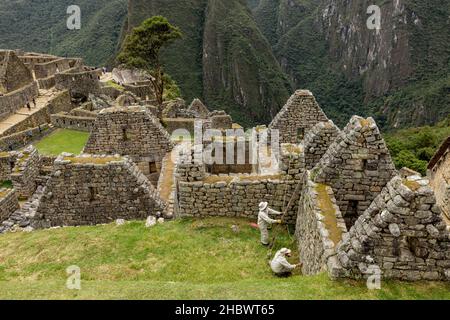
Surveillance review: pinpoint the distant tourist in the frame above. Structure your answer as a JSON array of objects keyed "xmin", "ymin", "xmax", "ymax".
[
  {"xmin": 32, "ymin": 98, "xmax": 36, "ymax": 108},
  {"xmin": 26, "ymin": 103, "xmax": 31, "ymax": 111},
  {"xmin": 270, "ymin": 248, "xmax": 300, "ymax": 277},
  {"xmin": 258, "ymin": 201, "xmax": 283, "ymax": 246}
]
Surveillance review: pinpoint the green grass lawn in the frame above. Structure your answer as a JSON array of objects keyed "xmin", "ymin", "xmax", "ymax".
[
  {"xmin": 35, "ymin": 129, "xmax": 90, "ymax": 156},
  {"xmin": 0, "ymin": 218, "xmax": 448, "ymax": 300}
]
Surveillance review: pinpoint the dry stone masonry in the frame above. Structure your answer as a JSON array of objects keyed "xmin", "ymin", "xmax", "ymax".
[
  {"xmin": 312, "ymin": 116, "xmax": 397, "ymax": 229},
  {"xmin": 269, "ymin": 90, "xmax": 329, "ymax": 144},
  {"xmin": 10, "ymin": 146, "xmax": 40, "ymax": 199},
  {"xmin": 330, "ymin": 175, "xmax": 450, "ymax": 281},
  {"xmin": 0, "ymin": 188, "xmax": 19, "ymax": 223},
  {"xmin": 34, "ymin": 154, "xmax": 166, "ymax": 227},
  {"xmin": 303, "ymin": 121, "xmax": 340, "ymax": 170},
  {"xmin": 84, "ymin": 105, "xmax": 174, "ymax": 184}
]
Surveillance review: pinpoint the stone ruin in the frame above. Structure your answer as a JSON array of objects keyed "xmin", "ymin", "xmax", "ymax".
[
  {"xmin": 0, "ymin": 49, "xmax": 448, "ymax": 283},
  {"xmin": 331, "ymin": 175, "xmax": 450, "ymax": 281},
  {"xmin": 34, "ymin": 154, "xmax": 166, "ymax": 228},
  {"xmin": 311, "ymin": 116, "xmax": 397, "ymax": 228},
  {"xmin": 269, "ymin": 90, "xmax": 329, "ymax": 144},
  {"xmin": 83, "ymin": 105, "xmax": 174, "ymax": 184}
]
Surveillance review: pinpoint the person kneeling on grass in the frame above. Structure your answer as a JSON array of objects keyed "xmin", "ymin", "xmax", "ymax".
[{"xmin": 270, "ymin": 248, "xmax": 300, "ymax": 277}]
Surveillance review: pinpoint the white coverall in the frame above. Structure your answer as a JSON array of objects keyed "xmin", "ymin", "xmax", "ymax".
[
  {"xmin": 258, "ymin": 207, "xmax": 282, "ymax": 245},
  {"xmin": 270, "ymin": 248, "xmax": 296, "ymax": 275}
]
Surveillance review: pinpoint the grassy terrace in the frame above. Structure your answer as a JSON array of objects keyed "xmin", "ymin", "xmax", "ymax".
[
  {"xmin": 35, "ymin": 129, "xmax": 90, "ymax": 156},
  {"xmin": 0, "ymin": 217, "xmax": 448, "ymax": 300}
]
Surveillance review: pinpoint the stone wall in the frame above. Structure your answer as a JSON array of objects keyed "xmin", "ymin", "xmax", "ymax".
[
  {"xmin": 55, "ymin": 68, "xmax": 102, "ymax": 98},
  {"xmin": 269, "ymin": 90, "xmax": 329, "ymax": 144},
  {"xmin": 0, "ymin": 152, "xmax": 17, "ymax": 181},
  {"xmin": 10, "ymin": 146, "xmax": 40, "ymax": 198},
  {"xmin": 295, "ymin": 172, "xmax": 347, "ymax": 275},
  {"xmin": 34, "ymin": 58, "xmax": 71, "ymax": 79},
  {"xmin": 84, "ymin": 105, "xmax": 173, "ymax": 163},
  {"xmin": 0, "ymin": 50, "xmax": 34, "ymax": 94},
  {"xmin": 0, "ymin": 124, "xmax": 52, "ymax": 152},
  {"xmin": 163, "ymin": 118, "xmax": 202, "ymax": 136},
  {"xmin": 188, "ymin": 99, "xmax": 209, "ymax": 119},
  {"xmin": 51, "ymin": 113, "xmax": 95, "ymax": 132},
  {"xmin": 0, "ymin": 188, "xmax": 20, "ymax": 222},
  {"xmin": 428, "ymin": 140, "xmax": 450, "ymax": 219},
  {"xmin": 0, "ymin": 82, "xmax": 39, "ymax": 121},
  {"xmin": 330, "ymin": 175, "xmax": 450, "ymax": 281},
  {"xmin": 38, "ymin": 76, "xmax": 56, "ymax": 90},
  {"xmin": 175, "ymin": 144, "xmax": 304, "ymax": 224},
  {"xmin": 312, "ymin": 116, "xmax": 397, "ymax": 229},
  {"xmin": 34, "ymin": 154, "xmax": 166, "ymax": 227},
  {"xmin": 123, "ymin": 83, "xmax": 153, "ymax": 100},
  {"xmin": 0, "ymin": 90, "xmax": 72, "ymax": 137},
  {"xmin": 303, "ymin": 121, "xmax": 340, "ymax": 170}
]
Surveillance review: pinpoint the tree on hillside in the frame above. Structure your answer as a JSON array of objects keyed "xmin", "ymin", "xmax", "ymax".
[{"xmin": 118, "ymin": 16, "xmax": 182, "ymax": 116}]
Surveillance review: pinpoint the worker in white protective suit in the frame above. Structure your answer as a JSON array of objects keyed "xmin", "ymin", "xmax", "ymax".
[
  {"xmin": 258, "ymin": 201, "xmax": 282, "ymax": 246},
  {"xmin": 270, "ymin": 248, "xmax": 299, "ymax": 276}
]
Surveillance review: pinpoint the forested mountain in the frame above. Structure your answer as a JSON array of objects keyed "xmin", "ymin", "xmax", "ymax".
[{"xmin": 1, "ymin": 0, "xmax": 449, "ymax": 128}]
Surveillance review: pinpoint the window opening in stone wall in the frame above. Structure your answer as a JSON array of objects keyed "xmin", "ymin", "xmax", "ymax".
[
  {"xmin": 122, "ymin": 128, "xmax": 128, "ymax": 141},
  {"xmin": 149, "ymin": 162, "xmax": 158, "ymax": 174},
  {"xmin": 297, "ymin": 128, "xmax": 305, "ymax": 142},
  {"xmin": 345, "ymin": 200, "xmax": 359, "ymax": 230},
  {"xmin": 89, "ymin": 187, "xmax": 97, "ymax": 202}
]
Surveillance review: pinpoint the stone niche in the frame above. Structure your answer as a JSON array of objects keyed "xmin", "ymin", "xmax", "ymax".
[
  {"xmin": 269, "ymin": 90, "xmax": 329, "ymax": 144},
  {"xmin": 330, "ymin": 175, "xmax": 450, "ymax": 282},
  {"xmin": 311, "ymin": 116, "xmax": 397, "ymax": 229},
  {"xmin": 34, "ymin": 154, "xmax": 166, "ymax": 227}
]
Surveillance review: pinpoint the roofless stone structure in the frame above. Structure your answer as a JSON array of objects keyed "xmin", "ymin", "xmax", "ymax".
[
  {"xmin": 34, "ymin": 154, "xmax": 166, "ymax": 227},
  {"xmin": 269, "ymin": 90, "xmax": 329, "ymax": 144},
  {"xmin": 312, "ymin": 116, "xmax": 397, "ymax": 228},
  {"xmin": 84, "ymin": 105, "xmax": 174, "ymax": 184}
]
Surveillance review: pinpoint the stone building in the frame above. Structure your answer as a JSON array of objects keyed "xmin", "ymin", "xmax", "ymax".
[
  {"xmin": 330, "ymin": 175, "xmax": 450, "ymax": 281},
  {"xmin": 428, "ymin": 136, "xmax": 450, "ymax": 220},
  {"xmin": 269, "ymin": 90, "xmax": 329, "ymax": 144},
  {"xmin": 34, "ymin": 154, "xmax": 166, "ymax": 227},
  {"xmin": 84, "ymin": 105, "xmax": 174, "ymax": 184},
  {"xmin": 311, "ymin": 116, "xmax": 397, "ymax": 229},
  {"xmin": 0, "ymin": 50, "xmax": 39, "ymax": 121},
  {"xmin": 0, "ymin": 50, "xmax": 34, "ymax": 94},
  {"xmin": 175, "ymin": 141, "xmax": 304, "ymax": 224},
  {"xmin": 188, "ymin": 99, "xmax": 209, "ymax": 119}
]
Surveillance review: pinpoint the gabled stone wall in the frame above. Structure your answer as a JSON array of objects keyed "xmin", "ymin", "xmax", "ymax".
[
  {"xmin": 303, "ymin": 121, "xmax": 340, "ymax": 170},
  {"xmin": 312, "ymin": 116, "xmax": 397, "ymax": 228},
  {"xmin": 269, "ymin": 90, "xmax": 329, "ymax": 144},
  {"xmin": 84, "ymin": 105, "xmax": 173, "ymax": 163},
  {"xmin": 0, "ymin": 50, "xmax": 34, "ymax": 94},
  {"xmin": 35, "ymin": 154, "xmax": 166, "ymax": 227},
  {"xmin": 330, "ymin": 175, "xmax": 450, "ymax": 281}
]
